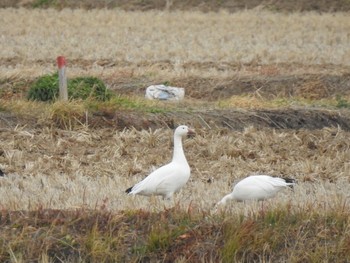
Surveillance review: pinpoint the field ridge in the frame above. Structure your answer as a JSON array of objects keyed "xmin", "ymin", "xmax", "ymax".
[{"xmin": 2, "ymin": 0, "xmax": 350, "ymax": 12}]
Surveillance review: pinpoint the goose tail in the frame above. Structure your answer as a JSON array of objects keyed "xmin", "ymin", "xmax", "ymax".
[{"xmin": 282, "ymin": 177, "xmax": 297, "ymax": 189}]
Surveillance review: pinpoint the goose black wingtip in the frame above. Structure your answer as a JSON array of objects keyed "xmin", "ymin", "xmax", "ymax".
[{"xmin": 125, "ymin": 187, "xmax": 133, "ymax": 194}]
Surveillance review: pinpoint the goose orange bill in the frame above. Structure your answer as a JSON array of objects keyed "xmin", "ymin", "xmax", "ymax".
[{"xmin": 187, "ymin": 128, "xmax": 196, "ymax": 137}]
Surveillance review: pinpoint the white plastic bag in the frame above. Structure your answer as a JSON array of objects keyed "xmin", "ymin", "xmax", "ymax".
[{"xmin": 145, "ymin": 85, "xmax": 185, "ymax": 101}]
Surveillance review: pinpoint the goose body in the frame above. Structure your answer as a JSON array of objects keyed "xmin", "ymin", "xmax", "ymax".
[
  {"xmin": 125, "ymin": 125, "xmax": 195, "ymax": 200},
  {"xmin": 217, "ymin": 175, "xmax": 296, "ymax": 206}
]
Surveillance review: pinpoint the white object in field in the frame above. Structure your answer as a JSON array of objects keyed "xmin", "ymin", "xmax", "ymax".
[
  {"xmin": 125, "ymin": 125, "xmax": 195, "ymax": 200},
  {"xmin": 145, "ymin": 85, "xmax": 185, "ymax": 101},
  {"xmin": 216, "ymin": 175, "xmax": 296, "ymax": 205}
]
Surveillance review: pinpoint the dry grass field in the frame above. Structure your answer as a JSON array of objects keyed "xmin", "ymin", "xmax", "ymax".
[
  {"xmin": 1, "ymin": 1, "xmax": 350, "ymax": 262},
  {"xmin": 1, "ymin": 8, "xmax": 350, "ymax": 78}
]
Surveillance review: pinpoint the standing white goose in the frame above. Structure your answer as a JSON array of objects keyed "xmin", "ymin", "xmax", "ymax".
[
  {"xmin": 216, "ymin": 175, "xmax": 296, "ymax": 206},
  {"xmin": 125, "ymin": 125, "xmax": 195, "ymax": 200}
]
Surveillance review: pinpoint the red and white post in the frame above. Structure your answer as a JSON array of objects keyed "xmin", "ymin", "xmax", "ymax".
[{"xmin": 57, "ymin": 56, "xmax": 68, "ymax": 101}]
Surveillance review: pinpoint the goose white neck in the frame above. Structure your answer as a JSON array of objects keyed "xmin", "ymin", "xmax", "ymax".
[
  {"xmin": 172, "ymin": 134, "xmax": 187, "ymax": 163},
  {"xmin": 218, "ymin": 193, "xmax": 234, "ymax": 206}
]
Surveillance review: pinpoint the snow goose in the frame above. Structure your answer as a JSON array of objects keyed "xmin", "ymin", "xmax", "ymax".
[
  {"xmin": 216, "ymin": 175, "xmax": 296, "ymax": 206},
  {"xmin": 125, "ymin": 125, "xmax": 195, "ymax": 200}
]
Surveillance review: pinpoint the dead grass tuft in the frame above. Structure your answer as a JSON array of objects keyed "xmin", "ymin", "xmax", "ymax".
[
  {"xmin": 297, "ymin": 79, "xmax": 330, "ymax": 100},
  {"xmin": 48, "ymin": 101, "xmax": 87, "ymax": 130}
]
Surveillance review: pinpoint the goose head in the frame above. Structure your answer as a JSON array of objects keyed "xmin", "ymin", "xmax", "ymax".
[{"xmin": 175, "ymin": 125, "xmax": 195, "ymax": 138}]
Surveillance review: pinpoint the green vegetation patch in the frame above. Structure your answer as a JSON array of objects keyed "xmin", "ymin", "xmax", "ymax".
[
  {"xmin": 27, "ymin": 73, "xmax": 112, "ymax": 102},
  {"xmin": 336, "ymin": 95, "xmax": 350, "ymax": 108},
  {"xmin": 69, "ymin": 76, "xmax": 112, "ymax": 101},
  {"xmin": 32, "ymin": 0, "xmax": 58, "ymax": 8},
  {"xmin": 27, "ymin": 73, "xmax": 59, "ymax": 102}
]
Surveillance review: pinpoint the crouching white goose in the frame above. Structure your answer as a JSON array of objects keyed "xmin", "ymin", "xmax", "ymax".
[
  {"xmin": 125, "ymin": 125, "xmax": 195, "ymax": 200},
  {"xmin": 216, "ymin": 175, "xmax": 296, "ymax": 206}
]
